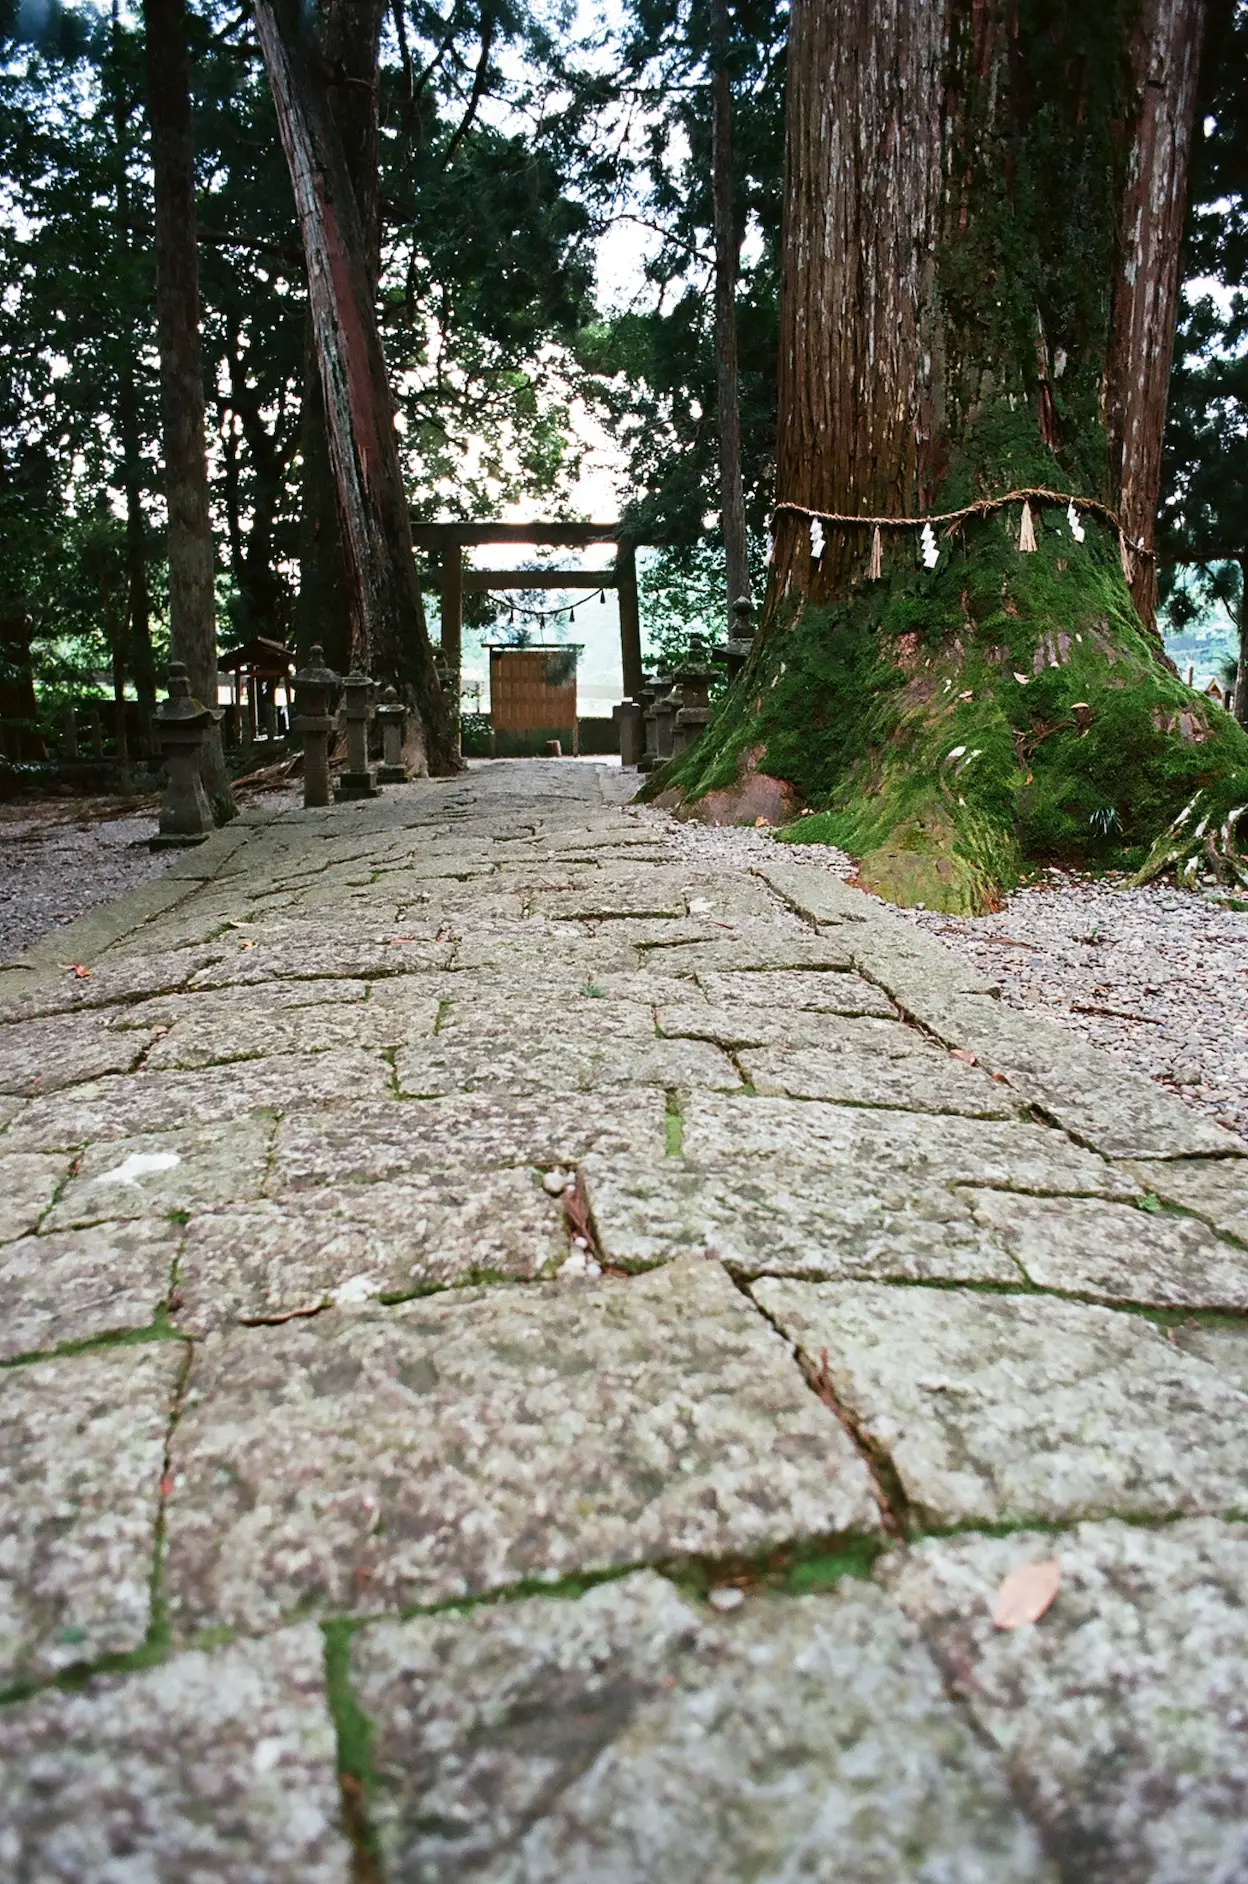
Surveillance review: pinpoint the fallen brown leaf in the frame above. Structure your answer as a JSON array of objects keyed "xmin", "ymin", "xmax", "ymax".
[
  {"xmin": 70, "ymin": 964, "xmax": 90, "ymax": 979},
  {"xmin": 992, "ymin": 1557, "xmax": 1061, "ymax": 1630},
  {"xmin": 950, "ymin": 1048, "xmax": 978, "ymax": 1066}
]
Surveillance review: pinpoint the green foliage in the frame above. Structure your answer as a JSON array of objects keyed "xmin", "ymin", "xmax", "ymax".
[{"xmin": 660, "ymin": 500, "xmax": 1248, "ymax": 911}]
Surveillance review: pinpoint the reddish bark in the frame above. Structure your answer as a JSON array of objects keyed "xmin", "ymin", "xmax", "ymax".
[
  {"xmin": 710, "ymin": 0, "xmax": 750, "ymax": 617},
  {"xmin": 255, "ymin": 0, "xmax": 456, "ymax": 773},
  {"xmin": 143, "ymin": 0, "xmax": 235, "ymax": 816},
  {"xmin": 770, "ymin": 0, "xmax": 1207, "ymax": 632},
  {"xmin": 1106, "ymin": 0, "xmax": 1209, "ymax": 624}
]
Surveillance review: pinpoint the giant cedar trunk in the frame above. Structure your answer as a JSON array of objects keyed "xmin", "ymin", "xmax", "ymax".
[
  {"xmin": 143, "ymin": 0, "xmax": 235, "ymax": 819},
  {"xmin": 661, "ymin": 0, "xmax": 1248, "ymax": 905},
  {"xmin": 255, "ymin": 0, "xmax": 456, "ymax": 774}
]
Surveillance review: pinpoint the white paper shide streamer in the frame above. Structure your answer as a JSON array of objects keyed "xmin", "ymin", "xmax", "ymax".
[
  {"xmin": 1018, "ymin": 500, "xmax": 1037, "ymax": 553},
  {"xmin": 920, "ymin": 522, "xmax": 939, "ymax": 570},
  {"xmin": 1066, "ymin": 501, "xmax": 1085, "ymax": 543},
  {"xmin": 809, "ymin": 517, "xmax": 826, "ymax": 562}
]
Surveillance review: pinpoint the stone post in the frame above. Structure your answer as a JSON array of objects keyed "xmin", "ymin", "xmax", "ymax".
[
  {"xmin": 335, "ymin": 669, "xmax": 380, "ymax": 800},
  {"xmin": 654, "ymin": 677, "xmax": 677, "ymax": 762},
  {"xmin": 617, "ymin": 697, "xmax": 643, "ymax": 768},
  {"xmin": 375, "ymin": 686, "xmax": 409, "ymax": 783},
  {"xmin": 150, "ymin": 662, "xmax": 219, "ymax": 849},
  {"xmin": 62, "ymin": 706, "xmax": 78, "ymax": 759},
  {"xmin": 637, "ymin": 679, "xmax": 660, "ymax": 774},
  {"xmin": 292, "ymin": 644, "xmax": 339, "ymax": 808},
  {"xmin": 673, "ymin": 636, "xmax": 714, "ymax": 756}
]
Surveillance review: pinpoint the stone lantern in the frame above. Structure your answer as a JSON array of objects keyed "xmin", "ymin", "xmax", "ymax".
[
  {"xmin": 292, "ymin": 644, "xmax": 340, "ymax": 809},
  {"xmin": 713, "ymin": 595, "xmax": 757, "ymax": 682},
  {"xmin": 335, "ymin": 670, "xmax": 380, "ymax": 801},
  {"xmin": 673, "ymin": 635, "xmax": 715, "ymax": 757},
  {"xmin": 375, "ymin": 686, "xmax": 409, "ymax": 783},
  {"xmin": 150, "ymin": 663, "xmax": 220, "ymax": 850}
]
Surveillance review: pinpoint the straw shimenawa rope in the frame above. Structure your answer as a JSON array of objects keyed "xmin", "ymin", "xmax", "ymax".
[{"xmin": 771, "ymin": 487, "xmax": 1154, "ymax": 560}]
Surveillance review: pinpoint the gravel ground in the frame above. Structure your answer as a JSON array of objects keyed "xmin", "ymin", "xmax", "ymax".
[
  {"xmin": 634, "ymin": 803, "xmax": 1248, "ymax": 1149},
  {"xmin": 0, "ymin": 785, "xmax": 302, "ymax": 964}
]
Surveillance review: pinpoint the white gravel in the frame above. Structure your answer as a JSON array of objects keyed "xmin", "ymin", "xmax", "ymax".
[
  {"xmin": 633, "ymin": 804, "xmax": 1248, "ymax": 1148},
  {"xmin": 0, "ymin": 802, "xmax": 171, "ymax": 963}
]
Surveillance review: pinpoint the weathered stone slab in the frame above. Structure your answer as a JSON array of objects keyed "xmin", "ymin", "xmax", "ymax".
[
  {"xmin": 175, "ymin": 1171, "xmax": 567, "ymax": 1331},
  {"xmin": 0, "ymin": 946, "xmax": 225, "ymax": 1025},
  {"xmin": 739, "ymin": 1034, "xmax": 1020, "ymax": 1118},
  {"xmin": 683, "ymin": 1094, "xmax": 1141, "ymax": 1196},
  {"xmin": 437, "ymin": 993, "xmax": 658, "ymax": 1039},
  {"xmin": 1172, "ymin": 1321, "xmax": 1248, "ymax": 1394},
  {"xmin": 752, "ymin": 1279, "xmax": 1248, "ymax": 1526},
  {"xmin": 583, "ymin": 1153, "xmax": 1022, "ymax": 1284},
  {"xmin": 0, "ymin": 1013, "xmax": 156, "ymax": 1096},
  {"xmin": 884, "ymin": 988, "xmax": 1239, "ymax": 1160},
  {"xmin": 968, "ymin": 1190, "xmax": 1248, "ymax": 1306},
  {"xmin": 102, "ymin": 974, "xmax": 374, "ymax": 1032},
  {"xmin": 0, "ymin": 1150, "xmax": 68, "ymax": 1241},
  {"xmin": 0, "ymin": 1625, "xmax": 352, "ymax": 1882},
  {"xmin": 395, "ymin": 1034, "xmax": 737, "ymax": 1098},
  {"xmin": 43, "ymin": 1117, "xmax": 274, "ymax": 1229},
  {"xmin": 696, "ymin": 968, "xmax": 897, "ymax": 1015},
  {"xmin": 636, "ymin": 925, "xmax": 857, "ymax": 974},
  {"xmin": 186, "ymin": 928, "xmax": 452, "ymax": 989},
  {"xmin": 5, "ymin": 1050, "xmax": 390, "ymax": 1150},
  {"xmin": 275, "ymin": 1092, "xmax": 666, "ymax": 1188},
  {"xmin": 0, "ymin": 1219, "xmax": 176, "ymax": 1360},
  {"xmin": 883, "ymin": 1518, "xmax": 1248, "ymax": 1884},
  {"xmin": 140, "ymin": 991, "xmax": 439, "ymax": 1069},
  {"xmin": 0, "ymin": 1341, "xmax": 183, "ymax": 1685},
  {"xmin": 1122, "ymin": 1155, "xmax": 1248, "ymax": 1245},
  {"xmin": 451, "ymin": 923, "xmax": 638, "ymax": 976},
  {"xmin": 657, "ymin": 1004, "xmax": 903, "ymax": 1055},
  {"xmin": 351, "ymin": 1568, "xmax": 1052, "ymax": 1884},
  {"xmin": 163, "ymin": 1260, "xmax": 878, "ymax": 1635}
]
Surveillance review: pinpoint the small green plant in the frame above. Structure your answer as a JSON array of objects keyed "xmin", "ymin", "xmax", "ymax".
[{"xmin": 1089, "ymin": 805, "xmax": 1121, "ymax": 837}]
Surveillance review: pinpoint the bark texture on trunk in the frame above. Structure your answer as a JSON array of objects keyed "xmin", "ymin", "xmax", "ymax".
[
  {"xmin": 256, "ymin": 0, "xmax": 455, "ymax": 773},
  {"xmin": 1236, "ymin": 557, "xmax": 1248, "ymax": 730},
  {"xmin": 1106, "ymin": 0, "xmax": 1208, "ymax": 626},
  {"xmin": 656, "ymin": 0, "xmax": 1248, "ymax": 904},
  {"xmin": 143, "ymin": 0, "xmax": 235, "ymax": 818},
  {"xmin": 294, "ymin": 0, "xmax": 382, "ymax": 676},
  {"xmin": 710, "ymin": 0, "xmax": 750, "ymax": 617}
]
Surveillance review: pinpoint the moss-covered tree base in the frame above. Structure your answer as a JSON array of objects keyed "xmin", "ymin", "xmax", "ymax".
[{"xmin": 643, "ymin": 508, "xmax": 1248, "ymax": 914}]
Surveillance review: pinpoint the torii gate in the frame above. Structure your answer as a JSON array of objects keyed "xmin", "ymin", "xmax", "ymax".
[{"xmin": 410, "ymin": 521, "xmax": 644, "ymax": 703}]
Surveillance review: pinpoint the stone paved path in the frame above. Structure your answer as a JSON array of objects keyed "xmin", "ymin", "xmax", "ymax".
[{"xmin": 2, "ymin": 759, "xmax": 1247, "ymax": 1882}]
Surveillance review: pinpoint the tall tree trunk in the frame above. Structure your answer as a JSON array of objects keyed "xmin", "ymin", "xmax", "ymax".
[
  {"xmin": 1236, "ymin": 556, "xmax": 1248, "ymax": 730},
  {"xmin": 111, "ymin": 1, "xmax": 156, "ymax": 755},
  {"xmin": 257, "ymin": 0, "xmax": 456, "ymax": 772},
  {"xmin": 294, "ymin": 0, "xmax": 381, "ymax": 677},
  {"xmin": 710, "ymin": 0, "xmax": 750, "ymax": 617},
  {"xmin": 659, "ymin": 0, "xmax": 1248, "ymax": 904},
  {"xmin": 142, "ymin": 0, "xmax": 235, "ymax": 819},
  {"xmin": 1105, "ymin": 0, "xmax": 1208, "ymax": 628}
]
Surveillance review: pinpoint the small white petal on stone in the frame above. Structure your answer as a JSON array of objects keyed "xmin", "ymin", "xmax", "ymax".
[
  {"xmin": 94, "ymin": 1151, "xmax": 181, "ymax": 1187},
  {"xmin": 542, "ymin": 1168, "xmax": 570, "ymax": 1195},
  {"xmin": 332, "ymin": 1274, "xmax": 380, "ymax": 1306},
  {"xmin": 708, "ymin": 1586, "xmax": 746, "ymax": 1612},
  {"xmin": 689, "ymin": 897, "xmax": 714, "ymax": 915},
  {"xmin": 947, "ymin": 745, "xmax": 966, "ymax": 761},
  {"xmin": 252, "ymin": 1737, "xmax": 285, "ymax": 1774}
]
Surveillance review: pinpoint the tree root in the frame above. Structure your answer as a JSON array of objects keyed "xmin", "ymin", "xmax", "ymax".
[{"xmin": 1132, "ymin": 793, "xmax": 1248, "ymax": 890}]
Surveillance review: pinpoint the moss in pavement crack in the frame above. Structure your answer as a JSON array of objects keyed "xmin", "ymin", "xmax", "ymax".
[{"xmin": 323, "ymin": 1621, "xmax": 384, "ymax": 1884}]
